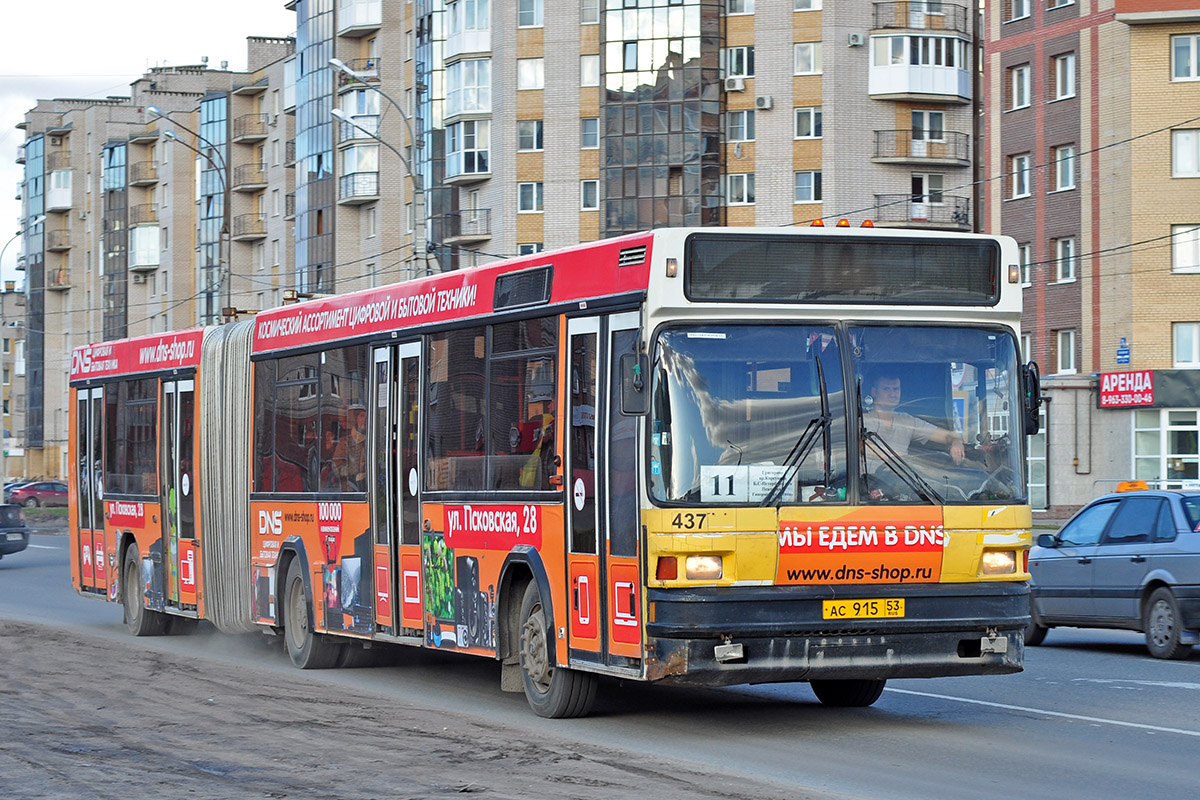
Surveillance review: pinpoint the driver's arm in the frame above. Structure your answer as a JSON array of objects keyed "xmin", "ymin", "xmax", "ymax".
[{"xmin": 929, "ymin": 427, "xmax": 965, "ymax": 463}]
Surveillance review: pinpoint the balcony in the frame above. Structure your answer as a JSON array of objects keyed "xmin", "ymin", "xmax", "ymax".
[
  {"xmin": 873, "ymin": 2, "xmax": 971, "ymax": 35},
  {"xmin": 868, "ymin": 35, "xmax": 971, "ymax": 103},
  {"xmin": 232, "ymin": 163, "xmax": 267, "ymax": 192},
  {"xmin": 47, "ymin": 267, "xmax": 70, "ymax": 292},
  {"xmin": 128, "ymin": 161, "xmax": 159, "ymax": 186},
  {"xmin": 232, "ymin": 214, "xmax": 267, "ymax": 241},
  {"xmin": 129, "ymin": 204, "xmax": 158, "ymax": 225},
  {"xmin": 47, "ymin": 151, "xmax": 70, "ymax": 171},
  {"xmin": 46, "ymin": 172, "xmax": 72, "ymax": 212},
  {"xmin": 335, "ymin": 58, "xmax": 381, "ymax": 91},
  {"xmin": 128, "ymin": 126, "xmax": 159, "ymax": 146},
  {"xmin": 45, "ymin": 229, "xmax": 71, "ymax": 252},
  {"xmin": 15, "ymin": 145, "xmax": 24, "ymax": 165},
  {"xmin": 285, "ymin": 192, "xmax": 296, "ymax": 219},
  {"xmin": 233, "ymin": 114, "xmax": 269, "ymax": 143},
  {"xmin": 442, "ymin": 209, "xmax": 492, "ymax": 245},
  {"xmin": 338, "ymin": 172, "xmax": 379, "ymax": 205},
  {"xmin": 873, "ymin": 194, "xmax": 971, "ymax": 229},
  {"xmin": 339, "ymin": 114, "xmax": 380, "ymax": 142},
  {"xmin": 286, "ymin": 140, "xmax": 296, "ymax": 166},
  {"xmin": 337, "ymin": 0, "xmax": 381, "ymax": 36},
  {"xmin": 872, "ymin": 130, "xmax": 970, "ymax": 166}
]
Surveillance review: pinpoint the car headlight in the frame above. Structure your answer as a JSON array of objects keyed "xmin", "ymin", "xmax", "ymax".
[
  {"xmin": 685, "ymin": 555, "xmax": 723, "ymax": 581},
  {"xmin": 981, "ymin": 550, "xmax": 1017, "ymax": 574}
]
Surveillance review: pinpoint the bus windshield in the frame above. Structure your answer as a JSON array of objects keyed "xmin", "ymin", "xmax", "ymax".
[
  {"xmin": 649, "ymin": 325, "xmax": 848, "ymax": 504},
  {"xmin": 852, "ymin": 325, "xmax": 1025, "ymax": 505}
]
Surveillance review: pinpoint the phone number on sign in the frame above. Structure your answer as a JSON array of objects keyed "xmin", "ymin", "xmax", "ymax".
[{"xmin": 1102, "ymin": 392, "xmax": 1152, "ymax": 406}]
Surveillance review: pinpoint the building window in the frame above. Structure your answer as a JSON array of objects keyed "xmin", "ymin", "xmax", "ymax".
[
  {"xmin": 1051, "ymin": 53, "xmax": 1076, "ymax": 100},
  {"xmin": 1010, "ymin": 64, "xmax": 1031, "ymax": 109},
  {"xmin": 1019, "ymin": 242, "xmax": 1033, "ymax": 285},
  {"xmin": 581, "ymin": 180, "xmax": 599, "ymax": 211},
  {"xmin": 446, "ymin": 59, "xmax": 492, "ymax": 117},
  {"xmin": 727, "ymin": 110, "xmax": 755, "ymax": 142},
  {"xmin": 912, "ymin": 110, "xmax": 945, "ymax": 141},
  {"xmin": 518, "ymin": 243, "xmax": 544, "ymax": 255},
  {"xmin": 518, "ymin": 120, "xmax": 544, "ymax": 151},
  {"xmin": 795, "ymin": 106, "xmax": 822, "ymax": 139},
  {"xmin": 1056, "ymin": 329, "xmax": 1076, "ymax": 374},
  {"xmin": 795, "ymin": 0, "xmax": 822, "ymax": 9},
  {"xmin": 580, "ymin": 117, "xmax": 599, "ymax": 149},
  {"xmin": 723, "ymin": 46, "xmax": 755, "ymax": 78},
  {"xmin": 1173, "ymin": 224, "xmax": 1200, "ymax": 272},
  {"xmin": 794, "ymin": 43, "xmax": 822, "ymax": 75},
  {"xmin": 1008, "ymin": 0, "xmax": 1030, "ymax": 21},
  {"xmin": 794, "ymin": 170, "xmax": 822, "ymax": 203},
  {"xmin": 1054, "ymin": 237, "xmax": 1077, "ymax": 282},
  {"xmin": 518, "ymin": 182, "xmax": 544, "ymax": 212},
  {"xmin": 581, "ymin": 54, "xmax": 600, "ymax": 86},
  {"xmin": 1048, "ymin": 0, "xmax": 1074, "ymax": 8},
  {"xmin": 447, "ymin": 120, "xmax": 490, "ymax": 177},
  {"xmin": 517, "ymin": 58, "xmax": 545, "ymax": 90},
  {"xmin": 726, "ymin": 173, "xmax": 755, "ymax": 205},
  {"xmin": 1175, "ymin": 323, "xmax": 1200, "ymax": 367},
  {"xmin": 728, "ymin": 0, "xmax": 754, "ymax": 13},
  {"xmin": 1173, "ymin": 129, "xmax": 1200, "ymax": 176},
  {"xmin": 1011, "ymin": 153, "xmax": 1031, "ymax": 198},
  {"xmin": 1021, "ymin": 333, "xmax": 1033, "ymax": 362},
  {"xmin": 1172, "ymin": 34, "xmax": 1200, "ymax": 80},
  {"xmin": 518, "ymin": 0, "xmax": 543, "ymax": 28},
  {"xmin": 1053, "ymin": 145, "xmax": 1076, "ymax": 190},
  {"xmin": 581, "ymin": 0, "xmax": 599, "ymax": 25},
  {"xmin": 1028, "ymin": 406, "xmax": 1048, "ymax": 509}
]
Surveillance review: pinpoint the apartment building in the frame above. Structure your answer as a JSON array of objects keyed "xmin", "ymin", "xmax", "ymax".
[
  {"xmin": 0, "ymin": 287, "xmax": 26, "ymax": 482},
  {"xmin": 17, "ymin": 38, "xmax": 295, "ymax": 478},
  {"xmin": 986, "ymin": 0, "xmax": 1200, "ymax": 512}
]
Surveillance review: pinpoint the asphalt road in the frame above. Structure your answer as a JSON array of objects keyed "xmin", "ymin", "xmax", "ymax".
[{"xmin": 4, "ymin": 533, "xmax": 1199, "ymax": 800}]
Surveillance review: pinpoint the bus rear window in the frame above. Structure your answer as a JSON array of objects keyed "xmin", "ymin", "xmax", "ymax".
[{"xmin": 685, "ymin": 233, "xmax": 1000, "ymax": 306}]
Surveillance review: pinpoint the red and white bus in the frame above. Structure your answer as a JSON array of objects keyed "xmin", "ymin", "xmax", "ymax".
[{"xmin": 69, "ymin": 226, "xmax": 1042, "ymax": 717}]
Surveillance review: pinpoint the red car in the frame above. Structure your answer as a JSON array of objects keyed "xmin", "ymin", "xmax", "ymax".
[{"xmin": 7, "ymin": 481, "xmax": 68, "ymax": 508}]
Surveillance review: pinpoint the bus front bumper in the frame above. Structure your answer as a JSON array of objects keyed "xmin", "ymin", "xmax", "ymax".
[{"xmin": 644, "ymin": 582, "xmax": 1028, "ymax": 687}]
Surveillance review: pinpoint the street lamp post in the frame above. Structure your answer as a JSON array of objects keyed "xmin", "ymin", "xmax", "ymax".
[
  {"xmin": 148, "ymin": 106, "xmax": 232, "ymax": 324},
  {"xmin": 328, "ymin": 57, "xmax": 433, "ymax": 277}
]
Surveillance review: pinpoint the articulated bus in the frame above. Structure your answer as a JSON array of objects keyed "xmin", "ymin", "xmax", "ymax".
[{"xmin": 69, "ymin": 226, "xmax": 1042, "ymax": 717}]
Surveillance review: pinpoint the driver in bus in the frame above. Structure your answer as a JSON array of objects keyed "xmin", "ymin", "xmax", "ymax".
[{"xmin": 863, "ymin": 372, "xmax": 965, "ymax": 470}]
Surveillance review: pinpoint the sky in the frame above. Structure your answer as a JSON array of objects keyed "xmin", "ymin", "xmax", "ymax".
[{"xmin": 0, "ymin": 1, "xmax": 297, "ymax": 285}]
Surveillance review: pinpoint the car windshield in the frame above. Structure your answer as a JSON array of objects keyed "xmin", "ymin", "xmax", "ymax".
[
  {"xmin": 851, "ymin": 325, "xmax": 1026, "ymax": 504},
  {"xmin": 649, "ymin": 324, "xmax": 847, "ymax": 504}
]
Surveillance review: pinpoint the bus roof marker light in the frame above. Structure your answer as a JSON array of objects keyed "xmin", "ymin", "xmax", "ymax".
[
  {"xmin": 1008, "ymin": 264, "xmax": 1020, "ymax": 283},
  {"xmin": 860, "ymin": 220, "xmax": 874, "ymax": 228},
  {"xmin": 836, "ymin": 219, "xmax": 851, "ymax": 227},
  {"xmin": 665, "ymin": 257, "xmax": 678, "ymax": 278},
  {"xmin": 810, "ymin": 219, "xmax": 824, "ymax": 227}
]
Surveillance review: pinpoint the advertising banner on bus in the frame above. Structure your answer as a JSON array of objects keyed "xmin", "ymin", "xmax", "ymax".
[
  {"xmin": 70, "ymin": 330, "xmax": 204, "ymax": 382},
  {"xmin": 776, "ymin": 508, "xmax": 945, "ymax": 585}
]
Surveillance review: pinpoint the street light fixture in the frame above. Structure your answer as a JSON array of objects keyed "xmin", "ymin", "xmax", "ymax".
[
  {"xmin": 328, "ymin": 57, "xmax": 433, "ymax": 277},
  {"xmin": 148, "ymin": 106, "xmax": 232, "ymax": 323}
]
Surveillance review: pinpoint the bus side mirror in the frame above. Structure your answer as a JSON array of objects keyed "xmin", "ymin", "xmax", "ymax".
[
  {"xmin": 1021, "ymin": 360, "xmax": 1042, "ymax": 436},
  {"xmin": 620, "ymin": 353, "xmax": 650, "ymax": 415}
]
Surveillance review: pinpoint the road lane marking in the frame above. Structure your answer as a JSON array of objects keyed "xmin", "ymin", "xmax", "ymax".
[
  {"xmin": 27, "ymin": 544, "xmax": 62, "ymax": 550},
  {"xmin": 886, "ymin": 687, "xmax": 1200, "ymax": 738},
  {"xmin": 1074, "ymin": 678, "xmax": 1200, "ymax": 691}
]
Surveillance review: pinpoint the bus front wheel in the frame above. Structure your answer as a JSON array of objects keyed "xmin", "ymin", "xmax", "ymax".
[
  {"xmin": 518, "ymin": 582, "xmax": 597, "ymax": 718},
  {"xmin": 810, "ymin": 679, "xmax": 886, "ymax": 707},
  {"xmin": 122, "ymin": 546, "xmax": 167, "ymax": 636},
  {"xmin": 284, "ymin": 559, "xmax": 343, "ymax": 669}
]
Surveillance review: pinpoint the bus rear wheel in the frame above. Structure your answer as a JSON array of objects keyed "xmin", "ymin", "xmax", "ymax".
[
  {"xmin": 122, "ymin": 546, "xmax": 167, "ymax": 636},
  {"xmin": 810, "ymin": 679, "xmax": 887, "ymax": 707},
  {"xmin": 518, "ymin": 582, "xmax": 597, "ymax": 718},
  {"xmin": 284, "ymin": 559, "xmax": 343, "ymax": 669}
]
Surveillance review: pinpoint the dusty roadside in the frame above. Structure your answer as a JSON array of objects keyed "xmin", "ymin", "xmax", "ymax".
[{"xmin": 0, "ymin": 620, "xmax": 818, "ymax": 800}]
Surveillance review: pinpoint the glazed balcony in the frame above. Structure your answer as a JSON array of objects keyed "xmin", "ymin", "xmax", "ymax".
[{"xmin": 337, "ymin": 0, "xmax": 381, "ymax": 36}]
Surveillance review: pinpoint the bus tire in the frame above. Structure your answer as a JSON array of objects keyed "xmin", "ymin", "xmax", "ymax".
[
  {"xmin": 122, "ymin": 546, "xmax": 167, "ymax": 637},
  {"xmin": 1144, "ymin": 587, "xmax": 1192, "ymax": 660},
  {"xmin": 284, "ymin": 559, "xmax": 343, "ymax": 669},
  {"xmin": 518, "ymin": 581, "xmax": 597, "ymax": 718},
  {"xmin": 810, "ymin": 679, "xmax": 886, "ymax": 707}
]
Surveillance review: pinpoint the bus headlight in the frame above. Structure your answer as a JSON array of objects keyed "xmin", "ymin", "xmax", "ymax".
[
  {"xmin": 981, "ymin": 550, "xmax": 1017, "ymax": 574},
  {"xmin": 685, "ymin": 555, "xmax": 723, "ymax": 581}
]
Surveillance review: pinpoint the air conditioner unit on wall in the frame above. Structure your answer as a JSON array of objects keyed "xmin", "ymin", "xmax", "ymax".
[
  {"xmin": 724, "ymin": 77, "xmax": 745, "ymax": 92},
  {"xmin": 755, "ymin": 96, "xmax": 773, "ymax": 111},
  {"xmin": 132, "ymin": 273, "xmax": 147, "ymax": 284},
  {"xmin": 50, "ymin": 137, "xmax": 62, "ymax": 146},
  {"xmin": 848, "ymin": 32, "xmax": 865, "ymax": 47}
]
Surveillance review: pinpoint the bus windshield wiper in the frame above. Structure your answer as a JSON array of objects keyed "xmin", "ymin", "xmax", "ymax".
[
  {"xmin": 762, "ymin": 355, "xmax": 832, "ymax": 507},
  {"xmin": 857, "ymin": 379, "xmax": 943, "ymax": 505}
]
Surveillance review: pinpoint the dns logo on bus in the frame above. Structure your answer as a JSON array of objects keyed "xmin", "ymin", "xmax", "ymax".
[{"xmin": 258, "ymin": 509, "xmax": 282, "ymax": 536}]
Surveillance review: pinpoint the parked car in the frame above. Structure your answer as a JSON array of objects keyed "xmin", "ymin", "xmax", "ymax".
[
  {"xmin": 0, "ymin": 504, "xmax": 29, "ymax": 559},
  {"xmin": 1027, "ymin": 489, "xmax": 1200, "ymax": 659},
  {"xmin": 6, "ymin": 481, "xmax": 68, "ymax": 508}
]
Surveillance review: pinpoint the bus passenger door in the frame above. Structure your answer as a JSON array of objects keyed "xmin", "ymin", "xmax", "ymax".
[
  {"xmin": 370, "ymin": 342, "xmax": 423, "ymax": 637},
  {"xmin": 566, "ymin": 317, "xmax": 603, "ymax": 662},
  {"xmin": 603, "ymin": 313, "xmax": 643, "ymax": 670},
  {"xmin": 75, "ymin": 387, "xmax": 106, "ymax": 594},
  {"xmin": 161, "ymin": 379, "xmax": 199, "ymax": 613}
]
